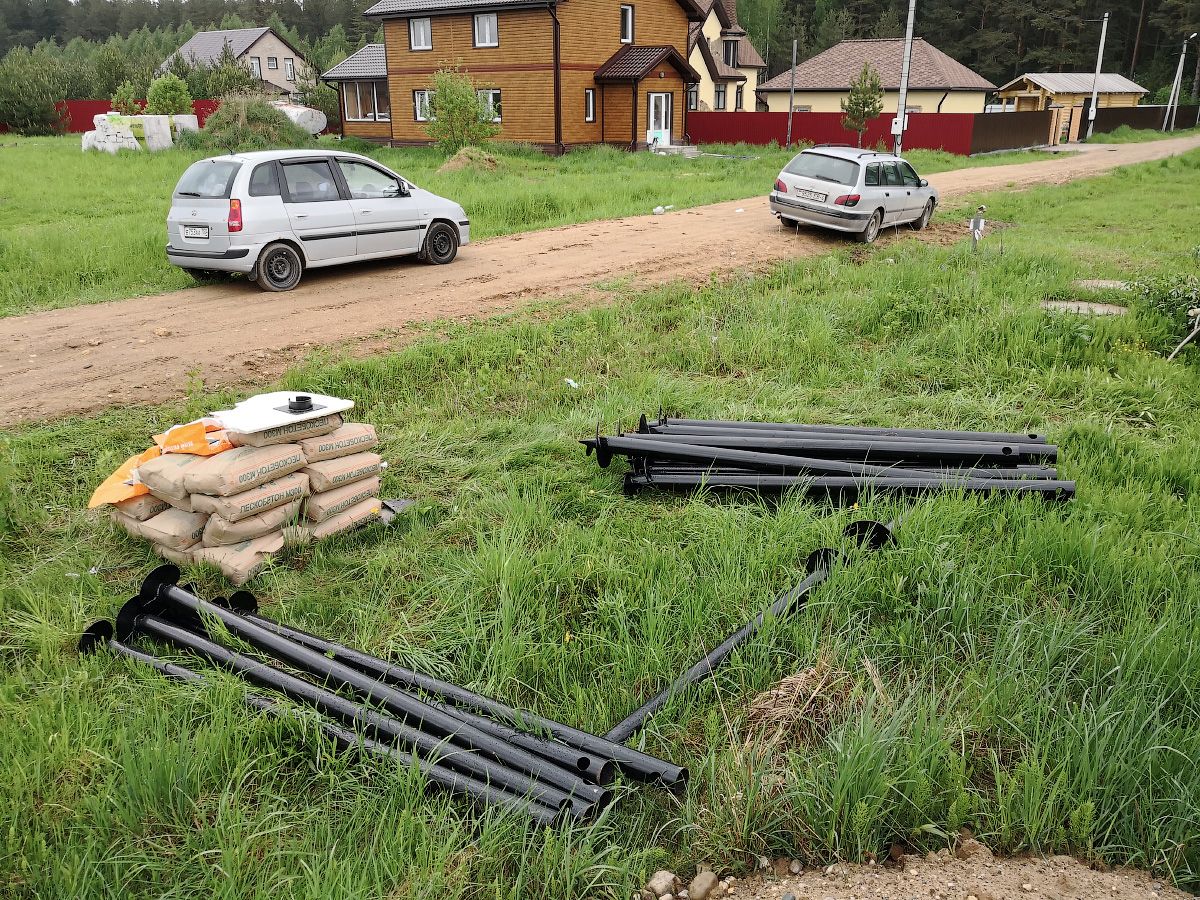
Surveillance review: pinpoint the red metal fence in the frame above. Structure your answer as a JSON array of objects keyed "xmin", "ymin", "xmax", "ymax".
[
  {"xmin": 53, "ymin": 99, "xmax": 220, "ymax": 132},
  {"xmin": 686, "ymin": 111, "xmax": 978, "ymax": 154}
]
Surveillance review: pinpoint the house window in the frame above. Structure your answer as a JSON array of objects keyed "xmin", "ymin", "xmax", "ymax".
[
  {"xmin": 414, "ymin": 89, "xmax": 434, "ymax": 121},
  {"xmin": 723, "ymin": 40, "xmax": 737, "ymax": 66},
  {"xmin": 713, "ymin": 83, "xmax": 726, "ymax": 110},
  {"xmin": 285, "ymin": 58, "xmax": 295, "ymax": 81},
  {"xmin": 344, "ymin": 81, "xmax": 390, "ymax": 121},
  {"xmin": 734, "ymin": 85, "xmax": 743, "ymax": 109},
  {"xmin": 249, "ymin": 56, "xmax": 261, "ymax": 78},
  {"xmin": 409, "ymin": 17, "xmax": 432, "ymax": 50},
  {"xmin": 584, "ymin": 88, "xmax": 596, "ymax": 122},
  {"xmin": 687, "ymin": 85, "xmax": 698, "ymax": 110},
  {"xmin": 477, "ymin": 88, "xmax": 501, "ymax": 122},
  {"xmin": 267, "ymin": 56, "xmax": 278, "ymax": 70},
  {"xmin": 474, "ymin": 13, "xmax": 498, "ymax": 47},
  {"xmin": 620, "ymin": 4, "xmax": 634, "ymax": 43}
]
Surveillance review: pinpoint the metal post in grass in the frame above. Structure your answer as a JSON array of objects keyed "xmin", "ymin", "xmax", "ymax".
[
  {"xmin": 1084, "ymin": 13, "xmax": 1109, "ymax": 141},
  {"xmin": 893, "ymin": 0, "xmax": 917, "ymax": 156},
  {"xmin": 786, "ymin": 40, "xmax": 797, "ymax": 148}
]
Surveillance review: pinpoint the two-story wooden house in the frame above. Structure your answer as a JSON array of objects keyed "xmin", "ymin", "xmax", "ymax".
[{"xmin": 322, "ymin": 0, "xmax": 703, "ymax": 151}]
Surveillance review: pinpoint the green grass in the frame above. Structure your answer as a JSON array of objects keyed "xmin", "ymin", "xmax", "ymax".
[
  {"xmin": 1088, "ymin": 124, "xmax": 1200, "ymax": 144},
  {"xmin": 3, "ymin": 151, "xmax": 1200, "ymax": 898},
  {"xmin": 0, "ymin": 136, "xmax": 1055, "ymax": 319}
]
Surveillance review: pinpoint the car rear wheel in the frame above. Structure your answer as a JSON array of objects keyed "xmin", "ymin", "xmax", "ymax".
[
  {"xmin": 424, "ymin": 222, "xmax": 459, "ymax": 265},
  {"xmin": 855, "ymin": 210, "xmax": 883, "ymax": 244},
  {"xmin": 914, "ymin": 200, "xmax": 934, "ymax": 231},
  {"xmin": 780, "ymin": 216, "xmax": 798, "ymax": 228},
  {"xmin": 254, "ymin": 242, "xmax": 303, "ymax": 292}
]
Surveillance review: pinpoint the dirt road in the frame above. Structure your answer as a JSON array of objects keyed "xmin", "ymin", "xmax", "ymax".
[{"xmin": 3, "ymin": 135, "xmax": 1199, "ymax": 426}]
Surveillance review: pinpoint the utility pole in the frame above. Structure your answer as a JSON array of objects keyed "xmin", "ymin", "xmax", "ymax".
[
  {"xmin": 1163, "ymin": 33, "xmax": 1197, "ymax": 132},
  {"xmin": 786, "ymin": 39, "xmax": 797, "ymax": 148},
  {"xmin": 1084, "ymin": 12, "xmax": 1109, "ymax": 141},
  {"xmin": 893, "ymin": 0, "xmax": 917, "ymax": 155}
]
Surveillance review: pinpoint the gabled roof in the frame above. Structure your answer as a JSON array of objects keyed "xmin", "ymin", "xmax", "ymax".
[
  {"xmin": 690, "ymin": 0, "xmax": 765, "ymax": 69},
  {"xmin": 595, "ymin": 45, "xmax": 701, "ymax": 82},
  {"xmin": 365, "ymin": 0, "xmax": 704, "ymax": 19},
  {"xmin": 731, "ymin": 35, "xmax": 765, "ymax": 68},
  {"xmin": 161, "ymin": 27, "xmax": 272, "ymax": 69},
  {"xmin": 695, "ymin": 36, "xmax": 746, "ymax": 81},
  {"xmin": 995, "ymin": 72, "xmax": 1147, "ymax": 95},
  {"xmin": 758, "ymin": 38, "xmax": 995, "ymax": 92},
  {"xmin": 321, "ymin": 44, "xmax": 387, "ymax": 80}
]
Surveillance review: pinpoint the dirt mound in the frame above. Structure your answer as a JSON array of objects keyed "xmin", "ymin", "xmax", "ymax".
[{"xmin": 437, "ymin": 146, "xmax": 498, "ymax": 174}]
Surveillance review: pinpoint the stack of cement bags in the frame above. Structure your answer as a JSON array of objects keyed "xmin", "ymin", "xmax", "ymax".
[{"xmin": 109, "ymin": 415, "xmax": 382, "ymax": 584}]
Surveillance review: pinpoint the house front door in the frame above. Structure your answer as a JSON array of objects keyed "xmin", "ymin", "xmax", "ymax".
[{"xmin": 647, "ymin": 92, "xmax": 672, "ymax": 147}]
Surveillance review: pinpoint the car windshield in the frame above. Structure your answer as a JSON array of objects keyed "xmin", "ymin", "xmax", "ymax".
[
  {"xmin": 783, "ymin": 153, "xmax": 860, "ymax": 186},
  {"xmin": 174, "ymin": 160, "xmax": 240, "ymax": 198}
]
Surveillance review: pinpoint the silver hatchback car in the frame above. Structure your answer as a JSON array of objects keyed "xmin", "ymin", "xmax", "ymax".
[
  {"xmin": 167, "ymin": 149, "xmax": 470, "ymax": 291},
  {"xmin": 769, "ymin": 145, "xmax": 938, "ymax": 244}
]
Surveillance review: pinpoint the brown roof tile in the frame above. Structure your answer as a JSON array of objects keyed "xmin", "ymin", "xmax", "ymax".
[
  {"xmin": 758, "ymin": 38, "xmax": 995, "ymax": 92},
  {"xmin": 595, "ymin": 45, "xmax": 701, "ymax": 82}
]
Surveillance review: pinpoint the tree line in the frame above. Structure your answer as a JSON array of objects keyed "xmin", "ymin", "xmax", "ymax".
[{"xmin": 732, "ymin": 0, "xmax": 1199, "ymax": 100}]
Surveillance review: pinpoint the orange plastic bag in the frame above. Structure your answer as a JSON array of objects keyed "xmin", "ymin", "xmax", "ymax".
[
  {"xmin": 154, "ymin": 419, "xmax": 233, "ymax": 456},
  {"xmin": 88, "ymin": 446, "xmax": 161, "ymax": 509}
]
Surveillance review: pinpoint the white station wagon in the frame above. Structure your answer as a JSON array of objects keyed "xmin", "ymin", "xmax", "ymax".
[{"xmin": 167, "ymin": 149, "xmax": 470, "ymax": 291}]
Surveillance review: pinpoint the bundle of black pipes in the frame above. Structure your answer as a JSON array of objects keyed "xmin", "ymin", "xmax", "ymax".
[
  {"xmin": 80, "ymin": 565, "xmax": 686, "ymax": 826},
  {"xmin": 582, "ymin": 414, "xmax": 1074, "ymax": 502}
]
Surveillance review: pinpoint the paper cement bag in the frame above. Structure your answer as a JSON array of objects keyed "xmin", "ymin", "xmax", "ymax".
[
  {"xmin": 109, "ymin": 508, "xmax": 148, "ymax": 539},
  {"xmin": 193, "ymin": 532, "xmax": 284, "ymax": 585},
  {"xmin": 147, "ymin": 488, "xmax": 196, "ymax": 513},
  {"xmin": 203, "ymin": 499, "xmax": 303, "ymax": 547},
  {"xmin": 183, "ymin": 444, "xmax": 306, "ymax": 497},
  {"xmin": 303, "ymin": 452, "xmax": 382, "ymax": 493},
  {"xmin": 190, "ymin": 472, "xmax": 309, "ymax": 523},
  {"xmin": 135, "ymin": 453, "xmax": 206, "ymax": 501},
  {"xmin": 228, "ymin": 413, "xmax": 343, "ymax": 448},
  {"xmin": 308, "ymin": 497, "xmax": 382, "ymax": 541},
  {"xmin": 138, "ymin": 508, "xmax": 209, "ymax": 552},
  {"xmin": 297, "ymin": 423, "xmax": 378, "ymax": 463},
  {"xmin": 154, "ymin": 544, "xmax": 195, "ymax": 566},
  {"xmin": 112, "ymin": 493, "xmax": 171, "ymax": 522},
  {"xmin": 304, "ymin": 476, "xmax": 380, "ymax": 523}
]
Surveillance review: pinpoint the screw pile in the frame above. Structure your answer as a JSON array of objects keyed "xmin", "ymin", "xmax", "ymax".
[
  {"xmin": 583, "ymin": 415, "xmax": 1074, "ymax": 502},
  {"xmin": 81, "ymin": 565, "xmax": 685, "ymax": 826}
]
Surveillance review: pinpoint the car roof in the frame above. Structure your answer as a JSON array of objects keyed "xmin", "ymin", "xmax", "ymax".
[
  {"xmin": 200, "ymin": 148, "xmax": 374, "ymax": 164},
  {"xmin": 801, "ymin": 146, "xmax": 904, "ymax": 163}
]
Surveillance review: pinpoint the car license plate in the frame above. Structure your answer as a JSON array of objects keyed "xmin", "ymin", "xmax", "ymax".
[
  {"xmin": 796, "ymin": 189, "xmax": 826, "ymax": 202},
  {"xmin": 182, "ymin": 225, "xmax": 209, "ymax": 239}
]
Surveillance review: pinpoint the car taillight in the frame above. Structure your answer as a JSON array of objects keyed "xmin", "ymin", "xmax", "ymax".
[
  {"xmin": 834, "ymin": 194, "xmax": 861, "ymax": 207},
  {"xmin": 228, "ymin": 198, "xmax": 243, "ymax": 233},
  {"xmin": 774, "ymin": 179, "xmax": 787, "ymax": 193}
]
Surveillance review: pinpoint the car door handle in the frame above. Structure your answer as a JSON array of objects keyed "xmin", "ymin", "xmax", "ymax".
[
  {"xmin": 360, "ymin": 209, "xmax": 372, "ymax": 215},
  {"xmin": 295, "ymin": 213, "xmax": 308, "ymax": 219}
]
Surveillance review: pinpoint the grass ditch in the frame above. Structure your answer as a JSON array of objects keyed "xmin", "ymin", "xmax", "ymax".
[
  {"xmin": 1, "ymin": 152, "xmax": 1200, "ymax": 897},
  {"xmin": 0, "ymin": 136, "xmax": 1057, "ymax": 318}
]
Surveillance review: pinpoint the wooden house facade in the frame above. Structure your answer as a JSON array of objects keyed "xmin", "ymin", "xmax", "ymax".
[{"xmin": 322, "ymin": 0, "xmax": 704, "ymax": 151}]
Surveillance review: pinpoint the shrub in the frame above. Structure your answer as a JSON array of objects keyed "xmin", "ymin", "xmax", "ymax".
[
  {"xmin": 1130, "ymin": 273, "xmax": 1200, "ymax": 353},
  {"xmin": 426, "ymin": 68, "xmax": 500, "ymax": 155},
  {"xmin": 178, "ymin": 95, "xmax": 314, "ymax": 152},
  {"xmin": 110, "ymin": 81, "xmax": 141, "ymax": 116},
  {"xmin": 296, "ymin": 79, "xmax": 341, "ymax": 130},
  {"xmin": 145, "ymin": 73, "xmax": 193, "ymax": 115}
]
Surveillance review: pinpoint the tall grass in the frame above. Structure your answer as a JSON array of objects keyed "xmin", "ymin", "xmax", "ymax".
[
  {"xmin": 1, "ymin": 151, "xmax": 1199, "ymax": 898},
  {"xmin": 1, "ymin": 136, "xmax": 1052, "ymax": 318}
]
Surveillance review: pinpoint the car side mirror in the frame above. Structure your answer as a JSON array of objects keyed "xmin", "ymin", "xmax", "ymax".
[
  {"xmin": 919, "ymin": 178, "xmax": 929, "ymax": 187},
  {"xmin": 398, "ymin": 182, "xmax": 411, "ymax": 197}
]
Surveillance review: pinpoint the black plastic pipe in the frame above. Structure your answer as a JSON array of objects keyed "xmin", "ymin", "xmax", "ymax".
[
  {"xmin": 604, "ymin": 548, "xmax": 840, "ymax": 744},
  {"xmin": 79, "ymin": 621, "xmax": 564, "ymax": 826},
  {"xmin": 650, "ymin": 416, "xmax": 1048, "ymax": 444},
  {"xmin": 218, "ymin": 593, "xmax": 688, "ymax": 788},
  {"xmin": 623, "ymin": 472, "xmax": 1075, "ymax": 499},
  {"xmin": 133, "ymin": 569, "xmax": 609, "ymax": 809},
  {"xmin": 614, "ymin": 432, "xmax": 1056, "ymax": 465},
  {"xmin": 636, "ymin": 461, "xmax": 1059, "ymax": 480},
  {"xmin": 122, "ymin": 611, "xmax": 599, "ymax": 819}
]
